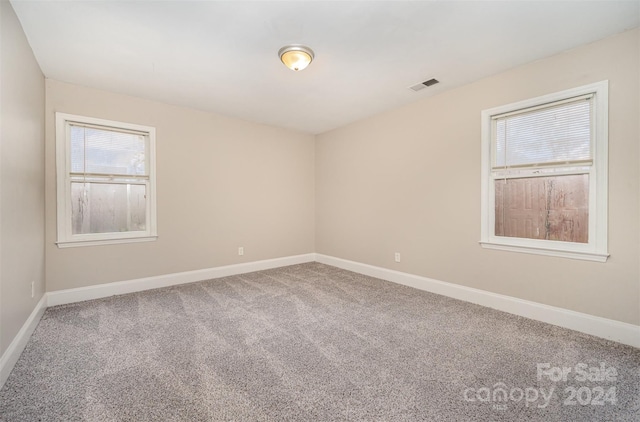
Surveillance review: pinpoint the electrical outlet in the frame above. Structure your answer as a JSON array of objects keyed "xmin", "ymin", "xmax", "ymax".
[
  {"xmin": 238, "ymin": 247, "xmax": 244, "ymax": 256},
  {"xmin": 31, "ymin": 281, "xmax": 35, "ymax": 298},
  {"xmin": 394, "ymin": 252, "xmax": 401, "ymax": 263}
]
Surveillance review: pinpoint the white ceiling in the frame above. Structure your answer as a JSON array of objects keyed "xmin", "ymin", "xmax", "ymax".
[{"xmin": 10, "ymin": 0, "xmax": 640, "ymax": 134}]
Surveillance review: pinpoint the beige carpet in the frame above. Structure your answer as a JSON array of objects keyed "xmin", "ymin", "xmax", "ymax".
[{"xmin": 1, "ymin": 262, "xmax": 638, "ymax": 421}]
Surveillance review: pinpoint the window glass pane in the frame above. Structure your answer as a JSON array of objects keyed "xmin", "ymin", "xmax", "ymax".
[
  {"xmin": 70, "ymin": 125, "xmax": 146, "ymax": 175},
  {"xmin": 71, "ymin": 182, "xmax": 146, "ymax": 234},
  {"xmin": 495, "ymin": 98, "xmax": 591, "ymax": 167},
  {"xmin": 495, "ymin": 174, "xmax": 588, "ymax": 243}
]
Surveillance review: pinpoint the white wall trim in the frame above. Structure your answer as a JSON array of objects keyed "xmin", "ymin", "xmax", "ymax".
[
  {"xmin": 55, "ymin": 112, "xmax": 158, "ymax": 247},
  {"xmin": 2, "ymin": 252, "xmax": 637, "ymax": 392},
  {"xmin": 0, "ymin": 294, "xmax": 48, "ymax": 389},
  {"xmin": 480, "ymin": 80, "xmax": 609, "ymax": 261},
  {"xmin": 315, "ymin": 254, "xmax": 640, "ymax": 349},
  {"xmin": 2, "ymin": 254, "xmax": 315, "ymax": 390},
  {"xmin": 47, "ymin": 253, "xmax": 316, "ymax": 307}
]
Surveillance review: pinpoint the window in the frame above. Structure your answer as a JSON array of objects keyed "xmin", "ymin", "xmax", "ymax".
[
  {"xmin": 480, "ymin": 81, "xmax": 608, "ymax": 262},
  {"xmin": 55, "ymin": 113, "xmax": 157, "ymax": 247}
]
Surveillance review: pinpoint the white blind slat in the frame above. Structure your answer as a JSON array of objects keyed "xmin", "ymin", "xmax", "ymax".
[
  {"xmin": 70, "ymin": 125, "xmax": 147, "ymax": 176},
  {"xmin": 494, "ymin": 97, "xmax": 592, "ymax": 168}
]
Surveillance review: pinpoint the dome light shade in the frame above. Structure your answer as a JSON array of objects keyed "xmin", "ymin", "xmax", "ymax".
[{"xmin": 278, "ymin": 45, "xmax": 314, "ymax": 71}]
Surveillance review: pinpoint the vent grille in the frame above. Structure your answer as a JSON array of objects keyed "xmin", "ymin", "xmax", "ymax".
[{"xmin": 409, "ymin": 78, "xmax": 439, "ymax": 92}]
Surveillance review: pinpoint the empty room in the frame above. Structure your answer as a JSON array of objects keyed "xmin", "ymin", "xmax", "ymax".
[{"xmin": 1, "ymin": 0, "xmax": 639, "ymax": 420}]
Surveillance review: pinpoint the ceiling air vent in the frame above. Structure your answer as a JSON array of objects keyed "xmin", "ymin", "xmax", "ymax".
[{"xmin": 409, "ymin": 78, "xmax": 439, "ymax": 92}]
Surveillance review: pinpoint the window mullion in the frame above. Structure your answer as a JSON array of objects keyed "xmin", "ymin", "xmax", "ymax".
[
  {"xmin": 480, "ymin": 80, "xmax": 608, "ymax": 261},
  {"xmin": 56, "ymin": 112, "xmax": 157, "ymax": 247}
]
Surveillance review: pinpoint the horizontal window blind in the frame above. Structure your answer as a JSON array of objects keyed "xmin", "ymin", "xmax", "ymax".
[
  {"xmin": 494, "ymin": 95, "xmax": 592, "ymax": 168},
  {"xmin": 70, "ymin": 124, "xmax": 147, "ymax": 176}
]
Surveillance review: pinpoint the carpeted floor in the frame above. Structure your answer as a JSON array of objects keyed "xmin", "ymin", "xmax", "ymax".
[{"xmin": 0, "ymin": 262, "xmax": 638, "ymax": 421}]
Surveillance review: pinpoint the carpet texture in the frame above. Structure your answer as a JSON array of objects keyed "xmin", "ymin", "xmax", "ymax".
[{"xmin": 0, "ymin": 262, "xmax": 638, "ymax": 421}]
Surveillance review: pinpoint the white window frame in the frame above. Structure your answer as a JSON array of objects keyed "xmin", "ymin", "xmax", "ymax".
[
  {"xmin": 55, "ymin": 113, "xmax": 157, "ymax": 248},
  {"xmin": 480, "ymin": 81, "xmax": 608, "ymax": 262}
]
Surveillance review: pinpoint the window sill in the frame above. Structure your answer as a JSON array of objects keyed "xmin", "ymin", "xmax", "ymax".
[
  {"xmin": 479, "ymin": 241, "xmax": 609, "ymax": 262},
  {"xmin": 56, "ymin": 236, "xmax": 158, "ymax": 248}
]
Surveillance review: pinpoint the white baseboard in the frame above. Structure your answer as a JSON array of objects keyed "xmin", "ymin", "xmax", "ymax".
[
  {"xmin": 2, "ymin": 252, "xmax": 637, "ymax": 393},
  {"xmin": 1, "ymin": 254, "xmax": 315, "ymax": 390},
  {"xmin": 315, "ymin": 254, "xmax": 640, "ymax": 349},
  {"xmin": 47, "ymin": 253, "xmax": 316, "ymax": 307},
  {"xmin": 0, "ymin": 294, "xmax": 47, "ymax": 388}
]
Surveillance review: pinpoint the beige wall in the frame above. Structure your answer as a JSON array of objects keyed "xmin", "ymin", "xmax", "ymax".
[
  {"xmin": 4, "ymin": 8, "xmax": 637, "ymax": 361},
  {"xmin": 0, "ymin": 0, "xmax": 46, "ymax": 355},
  {"xmin": 316, "ymin": 29, "xmax": 640, "ymax": 325},
  {"xmin": 45, "ymin": 80, "xmax": 315, "ymax": 291}
]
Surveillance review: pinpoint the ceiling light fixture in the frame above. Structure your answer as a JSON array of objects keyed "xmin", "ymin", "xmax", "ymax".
[{"xmin": 278, "ymin": 44, "xmax": 314, "ymax": 71}]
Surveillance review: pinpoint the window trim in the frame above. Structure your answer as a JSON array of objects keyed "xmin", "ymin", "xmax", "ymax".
[
  {"xmin": 55, "ymin": 113, "xmax": 157, "ymax": 248},
  {"xmin": 480, "ymin": 81, "xmax": 608, "ymax": 262}
]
